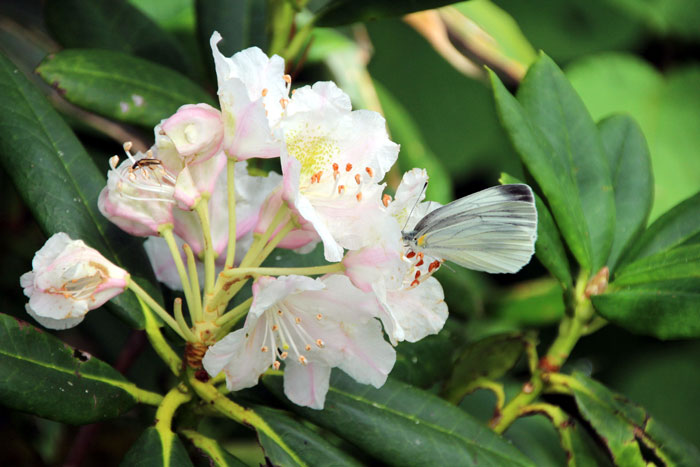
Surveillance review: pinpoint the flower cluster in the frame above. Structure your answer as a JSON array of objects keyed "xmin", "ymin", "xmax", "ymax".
[{"xmin": 21, "ymin": 32, "xmax": 452, "ymax": 409}]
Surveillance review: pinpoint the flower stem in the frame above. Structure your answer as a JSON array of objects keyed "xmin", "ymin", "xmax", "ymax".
[
  {"xmin": 224, "ymin": 159, "xmax": 237, "ymax": 269},
  {"xmin": 214, "ymin": 297, "xmax": 253, "ymax": 338},
  {"xmin": 187, "ymin": 372, "xmax": 306, "ymax": 466},
  {"xmin": 239, "ymin": 205, "xmax": 289, "ymax": 268},
  {"xmin": 194, "ymin": 199, "xmax": 216, "ymax": 296},
  {"xmin": 127, "ymin": 280, "xmax": 185, "ymax": 340},
  {"xmin": 161, "ymin": 227, "xmax": 196, "ymax": 317},
  {"xmin": 223, "ymin": 263, "xmax": 344, "ymax": 280},
  {"xmin": 174, "ymin": 297, "xmax": 196, "ymax": 342},
  {"xmin": 155, "ymin": 384, "xmax": 192, "ymax": 445},
  {"xmin": 182, "ymin": 243, "xmax": 202, "ymax": 323},
  {"xmin": 135, "ymin": 294, "xmax": 182, "ymax": 376}
]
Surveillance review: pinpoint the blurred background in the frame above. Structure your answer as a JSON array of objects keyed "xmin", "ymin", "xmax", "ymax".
[{"xmin": 1, "ymin": 0, "xmax": 699, "ymax": 465}]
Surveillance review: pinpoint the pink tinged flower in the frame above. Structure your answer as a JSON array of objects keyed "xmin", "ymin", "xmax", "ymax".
[
  {"xmin": 202, "ymin": 274, "xmax": 395, "ymax": 409},
  {"xmin": 98, "ymin": 143, "xmax": 176, "ymax": 237},
  {"xmin": 210, "ymin": 31, "xmax": 289, "ymax": 160},
  {"xmin": 20, "ymin": 233, "xmax": 129, "ymax": 330},
  {"xmin": 255, "ymin": 188, "xmax": 321, "ymax": 252},
  {"xmin": 160, "ymin": 104, "xmax": 223, "ymax": 164},
  {"xmin": 279, "ymin": 81, "xmax": 400, "ymax": 261}
]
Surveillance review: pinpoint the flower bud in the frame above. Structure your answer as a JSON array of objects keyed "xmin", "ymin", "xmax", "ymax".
[
  {"xmin": 160, "ymin": 104, "xmax": 223, "ymax": 164},
  {"xmin": 20, "ymin": 233, "xmax": 129, "ymax": 329}
]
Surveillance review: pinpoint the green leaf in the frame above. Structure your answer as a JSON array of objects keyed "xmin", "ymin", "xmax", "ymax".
[
  {"xmin": 254, "ymin": 406, "xmax": 362, "ymax": 467},
  {"xmin": 36, "ymin": 49, "xmax": 214, "ymax": 128},
  {"xmin": 618, "ymin": 191, "xmax": 700, "ymax": 268},
  {"xmin": 500, "ymin": 172, "xmax": 572, "ymax": 290},
  {"xmin": 391, "ymin": 323, "xmax": 456, "ymax": 388},
  {"xmin": 44, "ymin": 0, "xmax": 194, "ymax": 76},
  {"xmin": 0, "ymin": 52, "xmax": 161, "ymax": 327},
  {"xmin": 121, "ymin": 427, "xmax": 194, "ymax": 466},
  {"xmin": 566, "ymin": 373, "xmax": 700, "ymax": 466},
  {"xmin": 604, "ymin": 0, "xmax": 700, "ymax": 39},
  {"xmin": 592, "ymin": 244, "xmax": 700, "ymax": 339},
  {"xmin": 516, "ymin": 53, "xmax": 615, "ymax": 273},
  {"xmin": 196, "ymin": 0, "xmax": 268, "ymax": 57},
  {"xmin": 490, "ymin": 69, "xmax": 592, "ymax": 272},
  {"xmin": 314, "ymin": 1, "xmax": 456, "ymax": 26},
  {"xmin": 180, "ymin": 429, "xmax": 247, "ymax": 466},
  {"xmin": 264, "ymin": 372, "xmax": 534, "ymax": 467},
  {"xmin": 598, "ymin": 115, "xmax": 653, "ymax": 272},
  {"xmin": 442, "ymin": 332, "xmax": 528, "ymax": 404},
  {"xmin": 0, "ymin": 313, "xmax": 137, "ymax": 424},
  {"xmin": 491, "ymin": 278, "xmax": 565, "ymax": 327},
  {"xmin": 375, "ymin": 80, "xmax": 453, "ymax": 204},
  {"xmin": 567, "ymin": 54, "xmax": 700, "ymax": 220}
]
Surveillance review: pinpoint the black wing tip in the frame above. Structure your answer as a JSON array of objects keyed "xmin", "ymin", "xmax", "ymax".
[{"xmin": 499, "ymin": 184, "xmax": 534, "ymax": 203}]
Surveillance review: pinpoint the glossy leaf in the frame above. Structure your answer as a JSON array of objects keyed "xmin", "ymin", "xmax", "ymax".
[
  {"xmin": 0, "ymin": 313, "xmax": 137, "ymax": 424},
  {"xmin": 196, "ymin": 0, "xmax": 267, "ymax": 57},
  {"xmin": 618, "ymin": 191, "xmax": 700, "ymax": 268},
  {"xmin": 391, "ymin": 324, "xmax": 456, "ymax": 388},
  {"xmin": 443, "ymin": 332, "xmax": 528, "ymax": 404},
  {"xmin": 255, "ymin": 406, "xmax": 362, "ymax": 466},
  {"xmin": 314, "ymin": 0, "xmax": 456, "ymax": 26},
  {"xmin": 516, "ymin": 53, "xmax": 615, "ymax": 273},
  {"xmin": 566, "ymin": 373, "xmax": 700, "ymax": 466},
  {"xmin": 0, "ymin": 52, "xmax": 161, "ymax": 327},
  {"xmin": 37, "ymin": 49, "xmax": 214, "ymax": 128},
  {"xmin": 120, "ymin": 427, "xmax": 194, "ymax": 466},
  {"xmin": 592, "ymin": 244, "xmax": 700, "ymax": 339},
  {"xmin": 500, "ymin": 172, "xmax": 572, "ymax": 290},
  {"xmin": 598, "ymin": 115, "xmax": 653, "ymax": 272},
  {"xmin": 376, "ymin": 80, "xmax": 453, "ymax": 204},
  {"xmin": 567, "ymin": 54, "xmax": 700, "ymax": 220},
  {"xmin": 490, "ymin": 69, "xmax": 592, "ymax": 271},
  {"xmin": 181, "ymin": 430, "xmax": 247, "ymax": 466},
  {"xmin": 44, "ymin": 0, "xmax": 193, "ymax": 76},
  {"xmin": 264, "ymin": 372, "xmax": 534, "ymax": 467}
]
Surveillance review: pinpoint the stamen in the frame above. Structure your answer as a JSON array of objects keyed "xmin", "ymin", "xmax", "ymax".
[
  {"xmin": 123, "ymin": 141, "xmax": 133, "ymax": 152},
  {"xmin": 406, "ymin": 251, "xmax": 416, "ymax": 259},
  {"xmin": 277, "ymin": 309, "xmax": 283, "ymax": 315},
  {"xmin": 146, "ymin": 149, "xmax": 154, "ymax": 158},
  {"xmin": 283, "ymin": 74, "xmax": 291, "ymax": 84},
  {"xmin": 411, "ymin": 279, "xmax": 420, "ymax": 287},
  {"xmin": 316, "ymin": 313, "xmax": 322, "ymax": 320},
  {"xmin": 280, "ymin": 98, "xmax": 288, "ymax": 109},
  {"xmin": 316, "ymin": 339, "xmax": 324, "ymax": 348},
  {"xmin": 365, "ymin": 167, "xmax": 374, "ymax": 177},
  {"xmin": 354, "ymin": 174, "xmax": 361, "ymax": 184},
  {"xmin": 280, "ymin": 351, "xmax": 288, "ymax": 359},
  {"xmin": 429, "ymin": 260, "xmax": 441, "ymax": 272},
  {"xmin": 356, "ymin": 192, "xmax": 362, "ymax": 202},
  {"xmin": 298, "ymin": 355, "xmax": 308, "ymax": 365},
  {"xmin": 415, "ymin": 271, "xmax": 421, "ymax": 280},
  {"xmin": 382, "ymin": 194, "xmax": 391, "ymax": 207},
  {"xmin": 261, "ymin": 346, "xmax": 268, "ymax": 352},
  {"xmin": 416, "ymin": 259, "xmax": 424, "ymax": 267},
  {"xmin": 295, "ymin": 317, "xmax": 301, "ymax": 324},
  {"xmin": 109, "ymin": 155, "xmax": 120, "ymax": 169},
  {"xmin": 262, "ymin": 88, "xmax": 268, "ymax": 97},
  {"xmin": 273, "ymin": 361, "xmax": 280, "ymax": 370},
  {"xmin": 345, "ymin": 163, "xmax": 352, "ymax": 172},
  {"xmin": 305, "ymin": 344, "xmax": 312, "ymax": 351},
  {"xmin": 272, "ymin": 324, "xmax": 279, "ymax": 331},
  {"xmin": 338, "ymin": 185, "xmax": 345, "ymax": 194}
]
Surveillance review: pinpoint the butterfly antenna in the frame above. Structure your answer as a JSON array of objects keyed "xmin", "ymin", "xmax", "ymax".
[{"xmin": 402, "ymin": 182, "xmax": 428, "ymax": 232}]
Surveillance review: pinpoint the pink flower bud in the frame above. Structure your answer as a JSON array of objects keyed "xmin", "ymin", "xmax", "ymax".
[
  {"xmin": 160, "ymin": 104, "xmax": 223, "ymax": 164},
  {"xmin": 20, "ymin": 233, "xmax": 129, "ymax": 329}
]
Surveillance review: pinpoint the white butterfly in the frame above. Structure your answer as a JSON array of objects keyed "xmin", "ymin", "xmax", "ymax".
[{"xmin": 402, "ymin": 184, "xmax": 538, "ymax": 274}]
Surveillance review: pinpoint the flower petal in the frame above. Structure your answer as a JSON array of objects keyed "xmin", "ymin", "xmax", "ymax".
[{"xmin": 283, "ymin": 360, "xmax": 331, "ymax": 410}]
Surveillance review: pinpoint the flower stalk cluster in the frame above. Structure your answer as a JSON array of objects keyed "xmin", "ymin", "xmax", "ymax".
[{"xmin": 20, "ymin": 32, "xmax": 452, "ymax": 410}]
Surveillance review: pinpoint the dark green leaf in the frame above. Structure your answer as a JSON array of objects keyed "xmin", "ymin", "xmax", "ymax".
[
  {"xmin": 618, "ymin": 191, "xmax": 700, "ymax": 268},
  {"xmin": 37, "ymin": 49, "xmax": 215, "ymax": 128},
  {"xmin": 489, "ymin": 69, "xmax": 592, "ymax": 272},
  {"xmin": 516, "ymin": 53, "xmax": 615, "ymax": 272},
  {"xmin": 442, "ymin": 332, "xmax": 528, "ymax": 404},
  {"xmin": 196, "ymin": 0, "xmax": 268, "ymax": 57},
  {"xmin": 181, "ymin": 429, "xmax": 247, "ymax": 466},
  {"xmin": 500, "ymin": 172, "xmax": 572, "ymax": 289},
  {"xmin": 255, "ymin": 406, "xmax": 362, "ymax": 466},
  {"xmin": 391, "ymin": 324, "xmax": 456, "ymax": 388},
  {"xmin": 44, "ymin": 0, "xmax": 194, "ymax": 76},
  {"xmin": 491, "ymin": 278, "xmax": 565, "ymax": 327},
  {"xmin": 566, "ymin": 373, "xmax": 700, "ymax": 467},
  {"xmin": 264, "ymin": 372, "xmax": 534, "ymax": 466},
  {"xmin": 375, "ymin": 80, "xmax": 453, "ymax": 204},
  {"xmin": 0, "ymin": 52, "xmax": 162, "ymax": 327},
  {"xmin": 121, "ymin": 427, "xmax": 194, "ymax": 466},
  {"xmin": 592, "ymin": 244, "xmax": 700, "ymax": 339},
  {"xmin": 0, "ymin": 313, "xmax": 137, "ymax": 424},
  {"xmin": 598, "ymin": 115, "xmax": 653, "ymax": 272},
  {"xmin": 314, "ymin": 0, "xmax": 455, "ymax": 27}
]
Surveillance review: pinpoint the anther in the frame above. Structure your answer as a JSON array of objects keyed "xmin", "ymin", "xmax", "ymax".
[
  {"xmin": 262, "ymin": 88, "xmax": 268, "ymax": 97},
  {"xmin": 280, "ymin": 351, "xmax": 288, "ymax": 359},
  {"xmin": 283, "ymin": 74, "xmax": 291, "ymax": 84},
  {"xmin": 109, "ymin": 155, "xmax": 120, "ymax": 169},
  {"xmin": 316, "ymin": 339, "xmax": 324, "ymax": 348},
  {"xmin": 355, "ymin": 174, "xmax": 361, "ymax": 184},
  {"xmin": 382, "ymin": 194, "xmax": 391, "ymax": 207},
  {"xmin": 273, "ymin": 361, "xmax": 280, "ymax": 370},
  {"xmin": 428, "ymin": 260, "xmax": 441, "ymax": 272},
  {"xmin": 411, "ymin": 279, "xmax": 420, "ymax": 287},
  {"xmin": 298, "ymin": 355, "xmax": 308, "ymax": 365},
  {"xmin": 356, "ymin": 192, "xmax": 363, "ymax": 202},
  {"xmin": 146, "ymin": 149, "xmax": 154, "ymax": 158},
  {"xmin": 272, "ymin": 324, "xmax": 279, "ymax": 331},
  {"xmin": 123, "ymin": 141, "xmax": 133, "ymax": 152},
  {"xmin": 338, "ymin": 185, "xmax": 345, "ymax": 194},
  {"xmin": 261, "ymin": 346, "xmax": 268, "ymax": 352},
  {"xmin": 316, "ymin": 313, "xmax": 323, "ymax": 320},
  {"xmin": 295, "ymin": 317, "xmax": 301, "ymax": 324},
  {"xmin": 345, "ymin": 163, "xmax": 352, "ymax": 172},
  {"xmin": 305, "ymin": 344, "xmax": 311, "ymax": 351},
  {"xmin": 280, "ymin": 98, "xmax": 288, "ymax": 109},
  {"xmin": 365, "ymin": 167, "xmax": 374, "ymax": 177},
  {"xmin": 406, "ymin": 251, "xmax": 416, "ymax": 259},
  {"xmin": 277, "ymin": 309, "xmax": 283, "ymax": 315},
  {"xmin": 415, "ymin": 271, "xmax": 421, "ymax": 280},
  {"xmin": 416, "ymin": 259, "xmax": 424, "ymax": 267}
]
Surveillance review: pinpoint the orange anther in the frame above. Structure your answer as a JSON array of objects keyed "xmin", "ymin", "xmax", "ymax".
[
  {"xmin": 356, "ymin": 192, "xmax": 363, "ymax": 201},
  {"xmin": 416, "ymin": 259, "xmax": 424, "ymax": 267},
  {"xmin": 355, "ymin": 174, "xmax": 361, "ymax": 184},
  {"xmin": 338, "ymin": 185, "xmax": 345, "ymax": 194},
  {"xmin": 411, "ymin": 279, "xmax": 420, "ymax": 287},
  {"xmin": 428, "ymin": 260, "xmax": 441, "ymax": 272},
  {"xmin": 283, "ymin": 74, "xmax": 291, "ymax": 84},
  {"xmin": 365, "ymin": 167, "xmax": 374, "ymax": 177},
  {"xmin": 406, "ymin": 251, "xmax": 416, "ymax": 258},
  {"xmin": 332, "ymin": 163, "xmax": 339, "ymax": 171},
  {"xmin": 415, "ymin": 271, "xmax": 421, "ymax": 279},
  {"xmin": 382, "ymin": 194, "xmax": 391, "ymax": 207},
  {"xmin": 262, "ymin": 88, "xmax": 268, "ymax": 97},
  {"xmin": 345, "ymin": 163, "xmax": 352, "ymax": 172}
]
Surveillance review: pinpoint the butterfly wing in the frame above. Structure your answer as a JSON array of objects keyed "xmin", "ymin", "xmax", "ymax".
[{"xmin": 415, "ymin": 184, "xmax": 537, "ymax": 273}]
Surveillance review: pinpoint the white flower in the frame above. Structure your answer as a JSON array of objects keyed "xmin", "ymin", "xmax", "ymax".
[
  {"xmin": 203, "ymin": 274, "xmax": 395, "ymax": 409},
  {"xmin": 279, "ymin": 81, "xmax": 400, "ymax": 261},
  {"xmin": 343, "ymin": 169, "xmax": 448, "ymax": 344},
  {"xmin": 20, "ymin": 233, "xmax": 129, "ymax": 329},
  {"xmin": 210, "ymin": 32, "xmax": 289, "ymax": 160}
]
